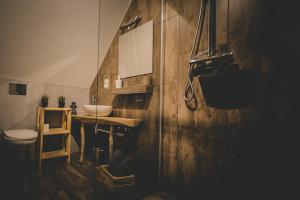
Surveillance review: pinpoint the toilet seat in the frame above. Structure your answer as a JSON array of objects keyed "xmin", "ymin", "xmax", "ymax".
[{"xmin": 4, "ymin": 129, "xmax": 38, "ymax": 145}]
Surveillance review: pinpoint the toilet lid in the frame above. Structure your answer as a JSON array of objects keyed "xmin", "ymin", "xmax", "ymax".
[{"xmin": 4, "ymin": 129, "xmax": 38, "ymax": 140}]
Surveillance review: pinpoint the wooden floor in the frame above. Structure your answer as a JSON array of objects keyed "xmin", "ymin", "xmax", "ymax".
[{"xmin": 0, "ymin": 148, "xmax": 173, "ymax": 200}]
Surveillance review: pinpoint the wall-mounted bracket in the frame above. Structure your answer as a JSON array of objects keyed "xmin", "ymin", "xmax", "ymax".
[
  {"xmin": 120, "ymin": 16, "xmax": 142, "ymax": 34},
  {"xmin": 190, "ymin": 52, "xmax": 236, "ymax": 76}
]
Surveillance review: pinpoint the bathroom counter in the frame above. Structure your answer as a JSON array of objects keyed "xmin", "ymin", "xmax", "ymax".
[
  {"xmin": 72, "ymin": 115, "xmax": 142, "ymax": 127},
  {"xmin": 72, "ymin": 115, "xmax": 142, "ymax": 163}
]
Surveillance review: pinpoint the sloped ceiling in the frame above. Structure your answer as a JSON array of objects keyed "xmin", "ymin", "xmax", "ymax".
[{"xmin": 0, "ymin": 0, "xmax": 130, "ymax": 88}]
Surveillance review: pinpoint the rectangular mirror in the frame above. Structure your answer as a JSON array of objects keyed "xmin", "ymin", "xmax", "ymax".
[{"xmin": 118, "ymin": 20, "xmax": 153, "ymax": 78}]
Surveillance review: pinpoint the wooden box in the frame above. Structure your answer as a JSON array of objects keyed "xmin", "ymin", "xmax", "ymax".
[{"xmin": 97, "ymin": 165, "xmax": 135, "ymax": 191}]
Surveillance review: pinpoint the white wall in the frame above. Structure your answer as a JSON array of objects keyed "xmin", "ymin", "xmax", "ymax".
[
  {"xmin": 99, "ymin": 0, "xmax": 131, "ymax": 68},
  {"xmin": 0, "ymin": 0, "xmax": 96, "ymax": 137},
  {"xmin": 0, "ymin": 0, "xmax": 130, "ymax": 152},
  {"xmin": 0, "ymin": 77, "xmax": 90, "ymax": 131},
  {"xmin": 0, "ymin": 0, "xmax": 131, "ymax": 88},
  {"xmin": 0, "ymin": 77, "xmax": 44, "ymax": 131},
  {"xmin": 0, "ymin": 0, "xmax": 130, "ymax": 129},
  {"xmin": 0, "ymin": 0, "xmax": 100, "ymax": 88}
]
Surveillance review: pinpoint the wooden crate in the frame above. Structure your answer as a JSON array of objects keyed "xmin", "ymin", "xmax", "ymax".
[{"xmin": 97, "ymin": 165, "xmax": 135, "ymax": 191}]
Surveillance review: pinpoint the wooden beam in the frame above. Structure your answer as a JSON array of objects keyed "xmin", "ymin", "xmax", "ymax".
[
  {"xmin": 110, "ymin": 85, "xmax": 152, "ymax": 95},
  {"xmin": 72, "ymin": 115, "xmax": 142, "ymax": 128}
]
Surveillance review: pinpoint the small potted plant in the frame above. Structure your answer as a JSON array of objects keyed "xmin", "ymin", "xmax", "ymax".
[
  {"xmin": 57, "ymin": 96, "xmax": 65, "ymax": 108},
  {"xmin": 40, "ymin": 95, "xmax": 49, "ymax": 107}
]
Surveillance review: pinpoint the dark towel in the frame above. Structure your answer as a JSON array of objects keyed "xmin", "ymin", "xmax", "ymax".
[
  {"xmin": 114, "ymin": 155, "xmax": 135, "ymax": 176},
  {"xmin": 108, "ymin": 149, "xmax": 126, "ymax": 173}
]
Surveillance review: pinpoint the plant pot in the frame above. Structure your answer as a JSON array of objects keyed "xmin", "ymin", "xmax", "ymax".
[
  {"xmin": 58, "ymin": 103, "xmax": 65, "ymax": 108},
  {"xmin": 41, "ymin": 102, "xmax": 48, "ymax": 107}
]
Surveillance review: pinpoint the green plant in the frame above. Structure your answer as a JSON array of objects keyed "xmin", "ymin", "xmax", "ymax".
[
  {"xmin": 57, "ymin": 96, "xmax": 65, "ymax": 107},
  {"xmin": 41, "ymin": 95, "xmax": 49, "ymax": 107}
]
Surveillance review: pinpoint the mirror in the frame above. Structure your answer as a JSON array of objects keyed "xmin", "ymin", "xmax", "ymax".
[{"xmin": 118, "ymin": 20, "xmax": 153, "ymax": 78}]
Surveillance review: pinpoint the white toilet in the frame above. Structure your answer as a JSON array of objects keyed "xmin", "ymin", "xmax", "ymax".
[{"xmin": 3, "ymin": 129, "xmax": 38, "ymax": 160}]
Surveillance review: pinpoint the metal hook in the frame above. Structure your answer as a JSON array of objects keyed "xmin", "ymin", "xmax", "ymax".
[{"xmin": 136, "ymin": 97, "xmax": 143, "ymax": 102}]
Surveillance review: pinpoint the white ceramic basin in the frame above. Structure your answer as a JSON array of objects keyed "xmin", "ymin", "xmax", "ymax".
[{"xmin": 83, "ymin": 105, "xmax": 113, "ymax": 117}]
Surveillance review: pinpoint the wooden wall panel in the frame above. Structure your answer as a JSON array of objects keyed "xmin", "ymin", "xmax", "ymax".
[
  {"xmin": 161, "ymin": 0, "xmax": 297, "ymax": 199},
  {"xmin": 90, "ymin": 0, "xmax": 297, "ymax": 198},
  {"xmin": 90, "ymin": 0, "xmax": 162, "ymax": 192}
]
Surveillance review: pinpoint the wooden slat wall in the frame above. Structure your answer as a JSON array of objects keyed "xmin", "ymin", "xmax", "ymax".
[
  {"xmin": 90, "ymin": 0, "xmax": 162, "ymax": 192},
  {"xmin": 161, "ymin": 0, "xmax": 296, "ymax": 199},
  {"xmin": 91, "ymin": 0, "xmax": 296, "ymax": 198}
]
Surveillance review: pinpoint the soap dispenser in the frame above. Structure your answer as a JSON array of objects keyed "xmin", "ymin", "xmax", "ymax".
[{"xmin": 115, "ymin": 76, "xmax": 122, "ymax": 88}]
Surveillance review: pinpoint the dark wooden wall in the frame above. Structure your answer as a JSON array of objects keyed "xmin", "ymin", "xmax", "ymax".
[
  {"xmin": 91, "ymin": 0, "xmax": 298, "ymax": 199},
  {"xmin": 161, "ymin": 0, "xmax": 298, "ymax": 199}
]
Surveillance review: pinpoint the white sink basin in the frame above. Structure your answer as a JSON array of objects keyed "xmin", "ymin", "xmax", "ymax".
[{"xmin": 83, "ymin": 105, "xmax": 113, "ymax": 117}]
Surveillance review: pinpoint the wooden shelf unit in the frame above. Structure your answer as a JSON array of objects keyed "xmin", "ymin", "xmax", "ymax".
[
  {"xmin": 42, "ymin": 107, "xmax": 71, "ymax": 111},
  {"xmin": 36, "ymin": 107, "xmax": 71, "ymax": 170},
  {"xmin": 41, "ymin": 150, "xmax": 69, "ymax": 159},
  {"xmin": 110, "ymin": 85, "xmax": 152, "ymax": 95},
  {"xmin": 44, "ymin": 128, "xmax": 70, "ymax": 135}
]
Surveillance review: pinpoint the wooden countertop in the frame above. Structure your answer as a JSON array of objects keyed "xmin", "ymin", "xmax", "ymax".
[{"xmin": 72, "ymin": 115, "xmax": 142, "ymax": 127}]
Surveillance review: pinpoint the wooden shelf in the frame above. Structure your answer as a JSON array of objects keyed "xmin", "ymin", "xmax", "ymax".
[
  {"xmin": 41, "ymin": 150, "xmax": 68, "ymax": 159},
  {"xmin": 44, "ymin": 128, "xmax": 70, "ymax": 135},
  {"xmin": 72, "ymin": 115, "xmax": 142, "ymax": 128},
  {"xmin": 40, "ymin": 107, "xmax": 71, "ymax": 111},
  {"xmin": 110, "ymin": 85, "xmax": 152, "ymax": 95},
  {"xmin": 36, "ymin": 107, "xmax": 71, "ymax": 169}
]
